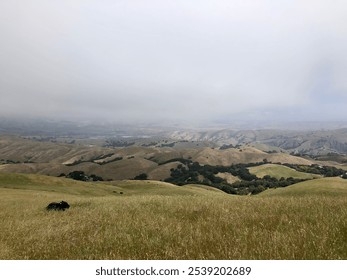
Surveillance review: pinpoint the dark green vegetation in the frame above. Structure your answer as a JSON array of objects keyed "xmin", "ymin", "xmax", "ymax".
[
  {"xmin": 133, "ymin": 173, "xmax": 148, "ymax": 180},
  {"xmin": 282, "ymin": 163, "xmax": 346, "ymax": 177},
  {"xmin": 104, "ymin": 139, "xmax": 135, "ymax": 148},
  {"xmin": 61, "ymin": 171, "xmax": 104, "ymax": 182},
  {"xmin": 164, "ymin": 159, "xmax": 347, "ymax": 195}
]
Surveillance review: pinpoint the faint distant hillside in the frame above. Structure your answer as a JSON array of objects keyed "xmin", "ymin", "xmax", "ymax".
[
  {"xmin": 0, "ymin": 118, "xmax": 169, "ymax": 138},
  {"xmin": 2, "ymin": 118, "xmax": 347, "ymax": 157},
  {"xmin": 167, "ymin": 128, "xmax": 347, "ymax": 156}
]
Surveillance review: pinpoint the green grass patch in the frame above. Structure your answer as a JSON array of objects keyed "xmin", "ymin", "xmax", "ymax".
[{"xmin": 249, "ymin": 164, "xmax": 322, "ymax": 180}]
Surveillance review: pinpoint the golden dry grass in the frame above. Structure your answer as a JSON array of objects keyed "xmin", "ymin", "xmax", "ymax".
[
  {"xmin": 216, "ymin": 172, "xmax": 240, "ymax": 184},
  {"xmin": 0, "ymin": 173, "xmax": 346, "ymax": 260},
  {"xmin": 259, "ymin": 177, "xmax": 347, "ymax": 197},
  {"xmin": 193, "ymin": 147, "xmax": 313, "ymax": 166}
]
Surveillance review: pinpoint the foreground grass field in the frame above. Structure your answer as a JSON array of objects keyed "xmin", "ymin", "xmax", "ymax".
[{"xmin": 0, "ymin": 173, "xmax": 346, "ymax": 259}]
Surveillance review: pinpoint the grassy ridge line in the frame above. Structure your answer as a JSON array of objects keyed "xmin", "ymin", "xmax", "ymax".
[
  {"xmin": 0, "ymin": 173, "xmax": 119, "ymax": 196},
  {"xmin": 0, "ymin": 173, "xmax": 224, "ymax": 197},
  {"xmin": 248, "ymin": 163, "xmax": 322, "ymax": 180},
  {"xmin": 259, "ymin": 177, "xmax": 347, "ymax": 197}
]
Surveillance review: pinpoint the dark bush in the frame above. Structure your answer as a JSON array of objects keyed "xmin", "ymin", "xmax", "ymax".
[{"xmin": 134, "ymin": 173, "xmax": 148, "ymax": 180}]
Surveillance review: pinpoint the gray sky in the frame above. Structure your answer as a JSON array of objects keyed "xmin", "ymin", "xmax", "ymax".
[{"xmin": 1, "ymin": 0, "xmax": 347, "ymax": 125}]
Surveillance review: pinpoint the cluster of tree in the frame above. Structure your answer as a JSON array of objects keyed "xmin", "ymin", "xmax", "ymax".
[
  {"xmin": 164, "ymin": 158, "xmax": 347, "ymax": 195},
  {"xmin": 0, "ymin": 159, "xmax": 21, "ymax": 164},
  {"xmin": 103, "ymin": 139, "xmax": 135, "ymax": 148},
  {"xmin": 282, "ymin": 163, "xmax": 346, "ymax": 177},
  {"xmin": 133, "ymin": 173, "xmax": 148, "ymax": 180},
  {"xmin": 164, "ymin": 160, "xmax": 277, "ymax": 195},
  {"xmin": 219, "ymin": 144, "xmax": 241, "ymax": 150},
  {"xmin": 163, "ymin": 158, "xmax": 337, "ymax": 195},
  {"xmin": 266, "ymin": 150, "xmax": 279, "ymax": 154},
  {"xmin": 29, "ymin": 136, "xmax": 57, "ymax": 142},
  {"xmin": 219, "ymin": 176, "xmax": 305, "ymax": 195},
  {"xmin": 60, "ymin": 171, "xmax": 104, "ymax": 181},
  {"xmin": 141, "ymin": 142, "xmax": 158, "ymax": 147}
]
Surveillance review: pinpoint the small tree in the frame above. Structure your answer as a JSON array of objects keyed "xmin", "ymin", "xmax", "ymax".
[
  {"xmin": 134, "ymin": 173, "xmax": 148, "ymax": 180},
  {"xmin": 66, "ymin": 171, "xmax": 88, "ymax": 181}
]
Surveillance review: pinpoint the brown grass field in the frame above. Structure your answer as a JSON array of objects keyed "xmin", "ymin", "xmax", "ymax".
[{"xmin": 0, "ymin": 173, "xmax": 346, "ymax": 260}]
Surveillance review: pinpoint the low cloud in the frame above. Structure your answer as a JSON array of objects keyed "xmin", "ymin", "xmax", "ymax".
[{"xmin": 1, "ymin": 0, "xmax": 347, "ymax": 124}]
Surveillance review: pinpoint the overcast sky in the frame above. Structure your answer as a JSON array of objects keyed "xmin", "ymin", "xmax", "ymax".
[{"xmin": 1, "ymin": 0, "xmax": 347, "ymax": 125}]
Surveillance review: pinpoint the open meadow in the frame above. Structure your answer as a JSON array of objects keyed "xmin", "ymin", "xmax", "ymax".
[
  {"xmin": 0, "ymin": 173, "xmax": 346, "ymax": 260},
  {"xmin": 248, "ymin": 163, "xmax": 322, "ymax": 180}
]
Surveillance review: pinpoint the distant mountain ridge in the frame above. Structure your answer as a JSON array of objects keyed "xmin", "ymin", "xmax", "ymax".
[
  {"xmin": 166, "ymin": 128, "xmax": 347, "ymax": 155},
  {"xmin": 1, "ymin": 118, "xmax": 347, "ymax": 156}
]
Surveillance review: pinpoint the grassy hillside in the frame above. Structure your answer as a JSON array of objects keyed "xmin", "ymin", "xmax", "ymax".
[
  {"xmin": 216, "ymin": 172, "xmax": 240, "ymax": 184},
  {"xmin": 193, "ymin": 147, "xmax": 313, "ymax": 166},
  {"xmin": 249, "ymin": 164, "xmax": 322, "ymax": 180},
  {"xmin": 0, "ymin": 173, "xmax": 210, "ymax": 197},
  {"xmin": 259, "ymin": 177, "xmax": 347, "ymax": 197},
  {"xmin": 1, "ymin": 136, "xmax": 318, "ymax": 182},
  {"xmin": 0, "ymin": 173, "xmax": 346, "ymax": 259}
]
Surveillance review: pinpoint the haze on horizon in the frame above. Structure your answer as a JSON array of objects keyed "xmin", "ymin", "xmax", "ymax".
[{"xmin": 1, "ymin": 0, "xmax": 347, "ymax": 126}]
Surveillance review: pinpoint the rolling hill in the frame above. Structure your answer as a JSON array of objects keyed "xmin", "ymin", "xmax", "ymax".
[
  {"xmin": 0, "ymin": 172, "xmax": 346, "ymax": 259},
  {"xmin": 191, "ymin": 146, "xmax": 313, "ymax": 166},
  {"xmin": 0, "ymin": 135, "xmax": 318, "ymax": 182},
  {"xmin": 259, "ymin": 177, "xmax": 347, "ymax": 197},
  {"xmin": 167, "ymin": 128, "xmax": 347, "ymax": 155},
  {"xmin": 0, "ymin": 173, "xmax": 215, "ymax": 197}
]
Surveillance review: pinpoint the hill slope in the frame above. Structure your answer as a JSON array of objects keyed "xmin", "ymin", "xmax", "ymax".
[
  {"xmin": 259, "ymin": 177, "xmax": 347, "ymax": 197},
  {"xmin": 167, "ymin": 128, "xmax": 347, "ymax": 155},
  {"xmin": 0, "ymin": 135, "xmax": 318, "ymax": 181},
  {"xmin": 249, "ymin": 164, "xmax": 322, "ymax": 180},
  {"xmin": 0, "ymin": 173, "xmax": 218, "ymax": 197},
  {"xmin": 191, "ymin": 147, "xmax": 313, "ymax": 166}
]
